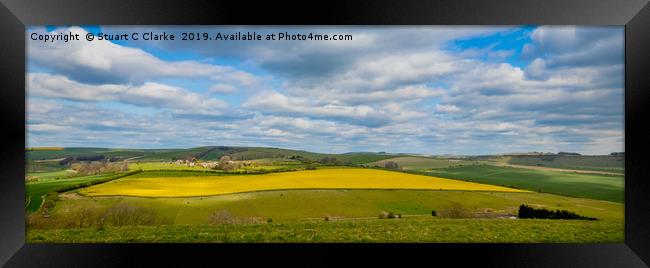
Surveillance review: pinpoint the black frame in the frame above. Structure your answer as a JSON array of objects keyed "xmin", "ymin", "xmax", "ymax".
[{"xmin": 1, "ymin": 0, "xmax": 649, "ymax": 266}]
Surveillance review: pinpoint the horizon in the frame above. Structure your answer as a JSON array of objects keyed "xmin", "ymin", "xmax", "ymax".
[
  {"xmin": 25, "ymin": 145, "xmax": 624, "ymax": 157},
  {"xmin": 27, "ymin": 26, "xmax": 624, "ymax": 155}
]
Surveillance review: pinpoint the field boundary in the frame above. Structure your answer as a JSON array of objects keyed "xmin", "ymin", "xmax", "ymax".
[{"xmin": 34, "ymin": 170, "xmax": 143, "ymax": 213}]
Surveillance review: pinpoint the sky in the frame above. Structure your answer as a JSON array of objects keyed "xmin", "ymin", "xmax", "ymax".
[{"xmin": 26, "ymin": 26, "xmax": 624, "ymax": 155}]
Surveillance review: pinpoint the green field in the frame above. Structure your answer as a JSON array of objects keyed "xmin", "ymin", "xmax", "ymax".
[
  {"xmin": 369, "ymin": 156, "xmax": 480, "ymax": 170},
  {"xmin": 26, "ymin": 169, "xmax": 77, "ymax": 181},
  {"xmin": 27, "ymin": 217, "xmax": 623, "ymax": 243},
  {"xmin": 51, "ymin": 189, "xmax": 622, "ymax": 224},
  {"xmin": 27, "ymin": 147, "xmax": 395, "ymax": 166},
  {"xmin": 501, "ymin": 155, "xmax": 624, "ymax": 173},
  {"xmin": 426, "ymin": 165, "xmax": 624, "ymax": 202},
  {"xmin": 136, "ymin": 147, "xmax": 215, "ymax": 161},
  {"xmin": 335, "ymin": 153, "xmax": 397, "ymax": 165},
  {"xmin": 26, "ymin": 173, "xmax": 119, "ymax": 212},
  {"xmin": 27, "ymin": 187, "xmax": 624, "ymax": 242},
  {"xmin": 27, "ymin": 147, "xmax": 146, "ymax": 160},
  {"xmin": 26, "ymin": 160, "xmax": 67, "ymax": 173},
  {"xmin": 24, "ymin": 147, "xmax": 626, "ymax": 243}
]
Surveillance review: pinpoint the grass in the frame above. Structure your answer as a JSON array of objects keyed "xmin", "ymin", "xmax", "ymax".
[
  {"xmin": 26, "ymin": 173, "xmax": 119, "ymax": 212},
  {"xmin": 369, "ymin": 156, "xmax": 480, "ymax": 170},
  {"xmin": 78, "ymin": 168, "xmax": 528, "ymax": 198},
  {"xmin": 503, "ymin": 155, "xmax": 624, "ymax": 173},
  {"xmin": 27, "ymin": 147, "xmax": 146, "ymax": 160},
  {"xmin": 426, "ymin": 165, "xmax": 624, "ymax": 202},
  {"xmin": 26, "ymin": 147, "xmax": 222, "ymax": 162},
  {"xmin": 136, "ymin": 147, "xmax": 214, "ymax": 161},
  {"xmin": 26, "ymin": 170, "xmax": 77, "ymax": 181},
  {"xmin": 211, "ymin": 147, "xmax": 394, "ymax": 164},
  {"xmin": 336, "ymin": 153, "xmax": 397, "ymax": 165},
  {"xmin": 26, "ymin": 217, "xmax": 623, "ymax": 243},
  {"xmin": 53, "ymin": 189, "xmax": 622, "ymax": 225},
  {"xmin": 26, "ymin": 160, "xmax": 67, "ymax": 173}
]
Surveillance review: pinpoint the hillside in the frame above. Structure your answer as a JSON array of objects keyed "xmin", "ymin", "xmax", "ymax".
[
  {"xmin": 26, "ymin": 146, "xmax": 397, "ymax": 168},
  {"xmin": 501, "ymin": 155, "xmax": 624, "ymax": 173}
]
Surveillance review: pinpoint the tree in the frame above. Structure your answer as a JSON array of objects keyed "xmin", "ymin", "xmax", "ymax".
[
  {"xmin": 219, "ymin": 155, "xmax": 232, "ymax": 163},
  {"xmin": 439, "ymin": 202, "xmax": 471, "ymax": 218},
  {"xmin": 218, "ymin": 155, "xmax": 237, "ymax": 171},
  {"xmin": 319, "ymin": 157, "xmax": 339, "ymax": 165},
  {"xmin": 383, "ymin": 161, "xmax": 400, "ymax": 169}
]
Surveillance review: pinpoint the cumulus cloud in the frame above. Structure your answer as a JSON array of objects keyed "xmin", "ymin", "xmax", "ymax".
[
  {"xmin": 26, "ymin": 26, "xmax": 624, "ymax": 155},
  {"xmin": 436, "ymin": 104, "xmax": 461, "ymax": 113},
  {"xmin": 243, "ymin": 91, "xmax": 427, "ymax": 127},
  {"xmin": 28, "ymin": 26, "xmax": 262, "ymax": 87},
  {"xmin": 28, "ymin": 72, "xmax": 229, "ymax": 115},
  {"xmin": 523, "ymin": 26, "xmax": 624, "ymax": 68}
]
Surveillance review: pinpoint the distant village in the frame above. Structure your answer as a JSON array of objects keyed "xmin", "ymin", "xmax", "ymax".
[{"xmin": 171, "ymin": 156, "xmax": 255, "ymax": 171}]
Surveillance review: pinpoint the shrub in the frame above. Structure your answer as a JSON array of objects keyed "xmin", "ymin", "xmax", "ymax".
[
  {"xmin": 103, "ymin": 203, "xmax": 160, "ymax": 226},
  {"xmin": 383, "ymin": 161, "xmax": 400, "ymax": 169},
  {"xmin": 70, "ymin": 161, "xmax": 128, "ymax": 175},
  {"xmin": 26, "ymin": 212, "xmax": 49, "ymax": 229},
  {"xmin": 438, "ymin": 202, "xmax": 472, "ymax": 219},
  {"xmin": 240, "ymin": 217, "xmax": 262, "ymax": 224},
  {"xmin": 378, "ymin": 211, "xmax": 389, "ymax": 219},
  {"xmin": 518, "ymin": 204, "xmax": 597, "ymax": 220},
  {"xmin": 379, "ymin": 211, "xmax": 398, "ymax": 219},
  {"xmin": 29, "ymin": 202, "xmax": 170, "ymax": 229},
  {"xmin": 431, "ymin": 210, "xmax": 437, "ymax": 217},
  {"xmin": 40, "ymin": 192, "xmax": 59, "ymax": 213},
  {"xmin": 51, "ymin": 206, "xmax": 106, "ymax": 229}
]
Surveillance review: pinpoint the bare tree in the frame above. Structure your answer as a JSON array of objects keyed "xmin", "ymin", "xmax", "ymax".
[
  {"xmin": 218, "ymin": 155, "xmax": 238, "ymax": 171},
  {"xmin": 439, "ymin": 202, "xmax": 472, "ymax": 218},
  {"xmin": 383, "ymin": 161, "xmax": 400, "ymax": 169}
]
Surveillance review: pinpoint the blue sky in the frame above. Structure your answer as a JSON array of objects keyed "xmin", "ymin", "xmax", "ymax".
[{"xmin": 26, "ymin": 26, "xmax": 624, "ymax": 155}]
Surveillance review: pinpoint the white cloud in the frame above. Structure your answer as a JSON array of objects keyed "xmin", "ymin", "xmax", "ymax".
[
  {"xmin": 243, "ymin": 91, "xmax": 427, "ymax": 127},
  {"xmin": 28, "ymin": 72, "xmax": 229, "ymax": 115},
  {"xmin": 524, "ymin": 58, "xmax": 547, "ymax": 80},
  {"xmin": 435, "ymin": 104, "xmax": 461, "ymax": 113},
  {"xmin": 25, "ymin": 26, "xmax": 624, "ymax": 155},
  {"xmin": 28, "ymin": 26, "xmax": 262, "ymax": 87}
]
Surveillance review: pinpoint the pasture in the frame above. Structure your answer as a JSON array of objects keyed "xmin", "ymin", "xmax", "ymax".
[
  {"xmin": 501, "ymin": 155, "xmax": 624, "ymax": 173},
  {"xmin": 54, "ymin": 189, "xmax": 623, "ymax": 225},
  {"xmin": 78, "ymin": 168, "xmax": 528, "ymax": 198},
  {"xmin": 24, "ymin": 147, "xmax": 626, "ymax": 243},
  {"xmin": 27, "ymin": 217, "xmax": 623, "ymax": 243},
  {"xmin": 369, "ymin": 156, "xmax": 480, "ymax": 170},
  {"xmin": 426, "ymin": 165, "xmax": 624, "ymax": 202},
  {"xmin": 26, "ymin": 169, "xmax": 77, "ymax": 181},
  {"xmin": 26, "ymin": 173, "xmax": 119, "ymax": 212}
]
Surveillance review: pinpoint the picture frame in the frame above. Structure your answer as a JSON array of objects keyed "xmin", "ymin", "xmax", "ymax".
[{"xmin": 1, "ymin": 0, "xmax": 648, "ymax": 266}]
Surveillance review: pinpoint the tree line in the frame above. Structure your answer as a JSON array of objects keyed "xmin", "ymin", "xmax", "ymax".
[{"xmin": 518, "ymin": 204, "xmax": 597, "ymax": 220}]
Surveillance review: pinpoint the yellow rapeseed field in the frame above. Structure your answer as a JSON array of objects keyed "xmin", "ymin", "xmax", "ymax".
[{"xmin": 78, "ymin": 168, "xmax": 528, "ymax": 197}]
